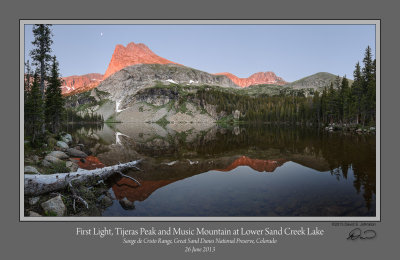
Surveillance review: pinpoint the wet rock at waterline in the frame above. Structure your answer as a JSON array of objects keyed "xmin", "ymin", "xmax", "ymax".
[
  {"xmin": 119, "ymin": 197, "xmax": 135, "ymax": 210},
  {"xmin": 233, "ymin": 110, "xmax": 241, "ymax": 120},
  {"xmin": 41, "ymin": 195, "xmax": 66, "ymax": 216},
  {"xmin": 99, "ymin": 195, "xmax": 113, "ymax": 208}
]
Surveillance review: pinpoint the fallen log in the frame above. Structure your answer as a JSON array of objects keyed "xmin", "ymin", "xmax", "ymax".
[{"xmin": 24, "ymin": 160, "xmax": 142, "ymax": 196}]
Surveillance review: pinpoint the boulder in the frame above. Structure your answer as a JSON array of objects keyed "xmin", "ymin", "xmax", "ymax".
[
  {"xmin": 28, "ymin": 196, "xmax": 40, "ymax": 205},
  {"xmin": 61, "ymin": 133, "xmax": 73, "ymax": 144},
  {"xmin": 48, "ymin": 151, "xmax": 69, "ymax": 159},
  {"xmin": 24, "ymin": 166, "xmax": 41, "ymax": 175},
  {"xmin": 233, "ymin": 110, "xmax": 241, "ymax": 120},
  {"xmin": 56, "ymin": 141, "xmax": 69, "ymax": 149},
  {"xmin": 99, "ymin": 195, "xmax": 113, "ymax": 208},
  {"xmin": 106, "ymin": 191, "xmax": 116, "ymax": 200},
  {"xmin": 65, "ymin": 148, "xmax": 88, "ymax": 158},
  {"xmin": 29, "ymin": 211, "xmax": 42, "ymax": 217},
  {"xmin": 233, "ymin": 126, "xmax": 240, "ymax": 135},
  {"xmin": 41, "ymin": 160, "xmax": 52, "ymax": 167},
  {"xmin": 43, "ymin": 155, "xmax": 64, "ymax": 165},
  {"xmin": 119, "ymin": 197, "xmax": 135, "ymax": 210},
  {"xmin": 41, "ymin": 195, "xmax": 66, "ymax": 216},
  {"xmin": 66, "ymin": 161, "xmax": 79, "ymax": 172}
]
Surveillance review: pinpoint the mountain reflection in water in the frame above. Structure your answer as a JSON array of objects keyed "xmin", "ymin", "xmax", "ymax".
[{"xmin": 65, "ymin": 123, "xmax": 376, "ymax": 217}]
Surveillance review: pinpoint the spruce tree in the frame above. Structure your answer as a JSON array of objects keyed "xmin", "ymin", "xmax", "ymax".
[
  {"xmin": 340, "ymin": 76, "xmax": 350, "ymax": 123},
  {"xmin": 24, "ymin": 61, "xmax": 32, "ymax": 102},
  {"xmin": 30, "ymin": 24, "xmax": 53, "ymax": 99},
  {"xmin": 361, "ymin": 46, "xmax": 376, "ymax": 124},
  {"xmin": 351, "ymin": 62, "xmax": 363, "ymax": 124},
  {"xmin": 25, "ymin": 73, "xmax": 44, "ymax": 145},
  {"xmin": 360, "ymin": 46, "xmax": 374, "ymax": 125},
  {"xmin": 367, "ymin": 59, "xmax": 376, "ymax": 122},
  {"xmin": 45, "ymin": 56, "xmax": 64, "ymax": 133}
]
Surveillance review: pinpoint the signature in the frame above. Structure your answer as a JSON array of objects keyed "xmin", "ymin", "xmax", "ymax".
[{"xmin": 347, "ymin": 228, "xmax": 376, "ymax": 240}]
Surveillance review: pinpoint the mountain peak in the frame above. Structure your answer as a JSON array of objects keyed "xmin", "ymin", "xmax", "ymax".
[
  {"xmin": 214, "ymin": 71, "xmax": 287, "ymax": 87},
  {"xmin": 103, "ymin": 42, "xmax": 179, "ymax": 79}
]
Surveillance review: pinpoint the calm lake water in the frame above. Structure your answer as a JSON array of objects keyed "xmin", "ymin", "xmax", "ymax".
[{"xmin": 65, "ymin": 123, "xmax": 376, "ymax": 217}]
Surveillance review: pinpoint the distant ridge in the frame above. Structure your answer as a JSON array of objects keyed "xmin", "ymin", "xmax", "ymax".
[
  {"xmin": 284, "ymin": 72, "xmax": 353, "ymax": 90},
  {"xmin": 59, "ymin": 42, "xmax": 348, "ymax": 95},
  {"xmin": 215, "ymin": 71, "xmax": 287, "ymax": 88},
  {"xmin": 61, "ymin": 73, "xmax": 103, "ymax": 95}
]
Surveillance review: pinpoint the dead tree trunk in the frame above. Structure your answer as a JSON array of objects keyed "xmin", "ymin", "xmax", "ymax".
[{"xmin": 24, "ymin": 160, "xmax": 142, "ymax": 196}]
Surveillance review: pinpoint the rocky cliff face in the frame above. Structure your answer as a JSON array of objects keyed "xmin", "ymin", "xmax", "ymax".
[
  {"xmin": 97, "ymin": 63, "xmax": 239, "ymax": 103},
  {"xmin": 60, "ymin": 41, "xmax": 288, "ymax": 95},
  {"xmin": 61, "ymin": 42, "xmax": 180, "ymax": 95},
  {"xmin": 61, "ymin": 73, "xmax": 103, "ymax": 95},
  {"xmin": 215, "ymin": 71, "xmax": 287, "ymax": 87},
  {"xmin": 103, "ymin": 42, "xmax": 179, "ymax": 79}
]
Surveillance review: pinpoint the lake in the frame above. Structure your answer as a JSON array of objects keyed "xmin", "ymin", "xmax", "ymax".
[{"xmin": 65, "ymin": 123, "xmax": 376, "ymax": 217}]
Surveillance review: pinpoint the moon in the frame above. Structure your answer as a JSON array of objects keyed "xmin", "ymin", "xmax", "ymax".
[{"xmin": 100, "ymin": 32, "xmax": 103, "ymax": 36}]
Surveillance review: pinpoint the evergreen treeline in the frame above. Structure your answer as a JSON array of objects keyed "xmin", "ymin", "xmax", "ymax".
[
  {"xmin": 65, "ymin": 108, "xmax": 104, "ymax": 123},
  {"xmin": 24, "ymin": 73, "xmax": 44, "ymax": 144},
  {"xmin": 195, "ymin": 46, "xmax": 376, "ymax": 126},
  {"xmin": 24, "ymin": 25, "xmax": 103, "ymax": 146}
]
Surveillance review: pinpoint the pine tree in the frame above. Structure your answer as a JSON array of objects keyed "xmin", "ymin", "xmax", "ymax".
[
  {"xmin": 45, "ymin": 56, "xmax": 64, "ymax": 133},
  {"xmin": 312, "ymin": 90, "xmax": 321, "ymax": 125},
  {"xmin": 25, "ymin": 73, "xmax": 44, "ymax": 145},
  {"xmin": 326, "ymin": 83, "xmax": 338, "ymax": 123},
  {"xmin": 367, "ymin": 59, "xmax": 376, "ymax": 122},
  {"xmin": 24, "ymin": 61, "xmax": 32, "ymax": 102},
  {"xmin": 30, "ymin": 24, "xmax": 53, "ymax": 99},
  {"xmin": 361, "ymin": 46, "xmax": 376, "ymax": 124},
  {"xmin": 351, "ymin": 62, "xmax": 363, "ymax": 124},
  {"xmin": 340, "ymin": 76, "xmax": 350, "ymax": 123},
  {"xmin": 361, "ymin": 46, "xmax": 374, "ymax": 125}
]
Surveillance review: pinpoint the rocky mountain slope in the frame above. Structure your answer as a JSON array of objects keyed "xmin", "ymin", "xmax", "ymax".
[
  {"xmin": 66, "ymin": 67, "xmax": 348, "ymax": 124},
  {"xmin": 60, "ymin": 41, "xmax": 289, "ymax": 94},
  {"xmin": 61, "ymin": 42, "xmax": 180, "ymax": 95},
  {"xmin": 215, "ymin": 71, "xmax": 287, "ymax": 87},
  {"xmin": 97, "ymin": 63, "xmax": 239, "ymax": 104},
  {"xmin": 66, "ymin": 64, "xmax": 240, "ymax": 123},
  {"xmin": 284, "ymin": 72, "xmax": 353, "ymax": 90}
]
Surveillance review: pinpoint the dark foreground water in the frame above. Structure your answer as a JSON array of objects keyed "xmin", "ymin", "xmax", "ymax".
[{"xmin": 66, "ymin": 123, "xmax": 376, "ymax": 217}]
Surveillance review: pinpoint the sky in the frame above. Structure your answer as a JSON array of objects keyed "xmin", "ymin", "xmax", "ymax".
[{"xmin": 24, "ymin": 24, "xmax": 376, "ymax": 82}]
